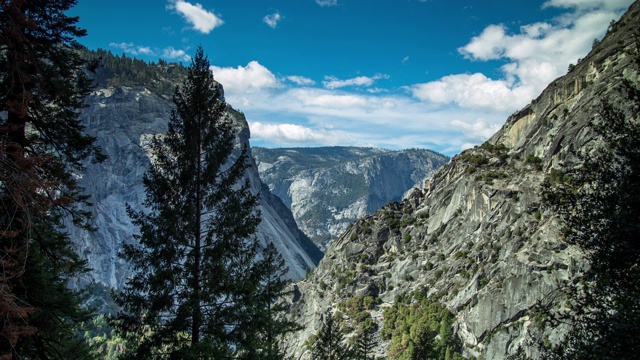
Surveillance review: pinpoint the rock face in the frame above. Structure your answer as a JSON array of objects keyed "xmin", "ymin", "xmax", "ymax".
[
  {"xmin": 282, "ymin": 3, "xmax": 640, "ymax": 359},
  {"xmin": 67, "ymin": 84, "xmax": 322, "ymax": 292},
  {"xmin": 252, "ymin": 147, "xmax": 448, "ymax": 249}
]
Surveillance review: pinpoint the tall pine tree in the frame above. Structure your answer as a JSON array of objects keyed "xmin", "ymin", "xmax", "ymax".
[
  {"xmin": 116, "ymin": 46, "xmax": 293, "ymax": 359},
  {"xmin": 0, "ymin": 0, "xmax": 104, "ymax": 358}
]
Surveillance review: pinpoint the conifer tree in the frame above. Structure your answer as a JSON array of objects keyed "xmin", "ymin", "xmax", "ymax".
[
  {"xmin": 0, "ymin": 0, "xmax": 104, "ymax": 358},
  {"xmin": 116, "ymin": 46, "xmax": 293, "ymax": 358},
  {"xmin": 310, "ymin": 312, "xmax": 352, "ymax": 360},
  {"xmin": 541, "ymin": 38, "xmax": 640, "ymax": 359},
  {"xmin": 353, "ymin": 325, "xmax": 375, "ymax": 360}
]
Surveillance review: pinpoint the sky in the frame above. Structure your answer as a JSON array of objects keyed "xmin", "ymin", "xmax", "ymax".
[{"xmin": 70, "ymin": 0, "xmax": 634, "ymax": 156}]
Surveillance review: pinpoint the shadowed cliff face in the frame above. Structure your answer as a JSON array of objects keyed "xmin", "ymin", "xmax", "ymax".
[
  {"xmin": 67, "ymin": 85, "xmax": 321, "ymax": 293},
  {"xmin": 282, "ymin": 3, "xmax": 640, "ymax": 359},
  {"xmin": 252, "ymin": 147, "xmax": 449, "ymax": 249}
]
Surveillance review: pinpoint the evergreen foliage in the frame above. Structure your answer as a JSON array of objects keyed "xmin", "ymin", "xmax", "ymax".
[
  {"xmin": 352, "ymin": 326, "xmax": 376, "ymax": 360},
  {"xmin": 381, "ymin": 289, "xmax": 464, "ymax": 360},
  {"xmin": 114, "ymin": 46, "xmax": 293, "ymax": 359},
  {"xmin": 0, "ymin": 0, "xmax": 104, "ymax": 358},
  {"xmin": 80, "ymin": 48, "xmax": 188, "ymax": 96},
  {"xmin": 541, "ymin": 37, "xmax": 640, "ymax": 359},
  {"xmin": 309, "ymin": 312, "xmax": 353, "ymax": 360}
]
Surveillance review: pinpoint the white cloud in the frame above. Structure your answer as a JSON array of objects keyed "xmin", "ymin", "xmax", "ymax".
[
  {"xmin": 286, "ymin": 75, "xmax": 316, "ymax": 86},
  {"xmin": 210, "ymin": 61, "xmax": 280, "ymax": 94},
  {"xmin": 206, "ymin": 1, "xmax": 632, "ymax": 155},
  {"xmin": 450, "ymin": 119, "xmax": 501, "ymax": 144},
  {"xmin": 458, "ymin": 24, "xmax": 507, "ymax": 61},
  {"xmin": 323, "ymin": 74, "xmax": 389, "ymax": 89},
  {"xmin": 263, "ymin": 12, "xmax": 282, "ymax": 29},
  {"xmin": 408, "ymin": 73, "xmax": 532, "ymax": 113},
  {"xmin": 290, "ymin": 89, "xmax": 368, "ymax": 108},
  {"xmin": 410, "ymin": 1, "xmax": 632, "ymax": 114},
  {"xmin": 249, "ymin": 122, "xmax": 345, "ymax": 144},
  {"xmin": 543, "ymin": 0, "xmax": 633, "ymax": 11},
  {"xmin": 168, "ymin": 0, "xmax": 223, "ymax": 34},
  {"xmin": 110, "ymin": 42, "xmax": 155, "ymax": 56},
  {"xmin": 367, "ymin": 87, "xmax": 388, "ymax": 94},
  {"xmin": 316, "ymin": 0, "xmax": 338, "ymax": 6},
  {"xmin": 162, "ymin": 46, "xmax": 191, "ymax": 62},
  {"xmin": 402, "ymin": 55, "xmax": 410, "ymax": 64}
]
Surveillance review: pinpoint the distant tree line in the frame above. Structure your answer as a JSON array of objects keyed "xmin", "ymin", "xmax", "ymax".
[{"xmin": 80, "ymin": 47, "xmax": 189, "ymax": 96}]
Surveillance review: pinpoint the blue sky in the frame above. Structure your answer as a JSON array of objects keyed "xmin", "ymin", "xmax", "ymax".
[{"xmin": 71, "ymin": 0, "xmax": 633, "ymax": 155}]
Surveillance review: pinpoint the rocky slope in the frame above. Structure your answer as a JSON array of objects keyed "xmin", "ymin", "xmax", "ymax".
[
  {"xmin": 66, "ymin": 69, "xmax": 322, "ymax": 294},
  {"xmin": 282, "ymin": 2, "xmax": 640, "ymax": 359},
  {"xmin": 252, "ymin": 147, "xmax": 448, "ymax": 249}
]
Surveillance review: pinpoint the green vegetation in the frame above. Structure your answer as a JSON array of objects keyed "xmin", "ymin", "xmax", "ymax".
[
  {"xmin": 524, "ymin": 154, "xmax": 543, "ymax": 170},
  {"xmin": 475, "ymin": 170, "xmax": 509, "ymax": 184},
  {"xmin": 541, "ymin": 43, "xmax": 640, "ymax": 358},
  {"xmin": 382, "ymin": 289, "xmax": 465, "ymax": 359},
  {"xmin": 480, "ymin": 142, "xmax": 509, "ymax": 158},
  {"xmin": 308, "ymin": 312, "xmax": 353, "ymax": 360},
  {"xmin": 83, "ymin": 315, "xmax": 126, "ymax": 360},
  {"xmin": 338, "ymin": 295, "xmax": 378, "ymax": 334},
  {"xmin": 0, "ymin": 1, "xmax": 105, "ymax": 358},
  {"xmin": 114, "ymin": 47, "xmax": 295, "ymax": 358},
  {"xmin": 309, "ymin": 296, "xmax": 380, "ymax": 360},
  {"xmin": 460, "ymin": 153, "xmax": 489, "ymax": 167},
  {"xmin": 316, "ymin": 172, "xmax": 368, "ymax": 209},
  {"xmin": 81, "ymin": 48, "xmax": 188, "ymax": 96}
]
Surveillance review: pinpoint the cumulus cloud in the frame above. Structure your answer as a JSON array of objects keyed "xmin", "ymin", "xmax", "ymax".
[
  {"xmin": 450, "ymin": 119, "xmax": 501, "ymax": 144},
  {"xmin": 263, "ymin": 12, "xmax": 282, "ymax": 28},
  {"xmin": 168, "ymin": 0, "xmax": 223, "ymax": 34},
  {"xmin": 323, "ymin": 74, "xmax": 389, "ymax": 89},
  {"xmin": 408, "ymin": 73, "xmax": 531, "ymax": 113},
  {"xmin": 286, "ymin": 75, "xmax": 316, "ymax": 86},
  {"xmin": 110, "ymin": 42, "xmax": 155, "ymax": 56},
  {"xmin": 410, "ymin": 1, "xmax": 632, "ymax": 113},
  {"xmin": 210, "ymin": 61, "xmax": 280, "ymax": 94},
  {"xmin": 458, "ymin": 24, "xmax": 507, "ymax": 61},
  {"xmin": 207, "ymin": 1, "xmax": 631, "ymax": 154},
  {"xmin": 316, "ymin": 0, "xmax": 338, "ymax": 6},
  {"xmin": 249, "ymin": 122, "xmax": 343, "ymax": 144},
  {"xmin": 162, "ymin": 46, "xmax": 191, "ymax": 61}
]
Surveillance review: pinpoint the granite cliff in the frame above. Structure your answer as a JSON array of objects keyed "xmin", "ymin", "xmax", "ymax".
[
  {"xmin": 252, "ymin": 147, "xmax": 448, "ymax": 249},
  {"xmin": 66, "ymin": 61, "xmax": 322, "ymax": 296},
  {"xmin": 282, "ymin": 2, "xmax": 640, "ymax": 359}
]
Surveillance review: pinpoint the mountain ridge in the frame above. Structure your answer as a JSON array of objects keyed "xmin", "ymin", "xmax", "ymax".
[
  {"xmin": 281, "ymin": 2, "xmax": 640, "ymax": 359},
  {"xmin": 67, "ymin": 52, "xmax": 321, "ymax": 295},
  {"xmin": 253, "ymin": 146, "xmax": 449, "ymax": 248}
]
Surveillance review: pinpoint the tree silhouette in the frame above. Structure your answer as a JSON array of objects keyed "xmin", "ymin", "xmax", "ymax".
[
  {"xmin": 115, "ymin": 46, "xmax": 293, "ymax": 358},
  {"xmin": 0, "ymin": 0, "xmax": 104, "ymax": 358},
  {"xmin": 542, "ymin": 48, "xmax": 640, "ymax": 359}
]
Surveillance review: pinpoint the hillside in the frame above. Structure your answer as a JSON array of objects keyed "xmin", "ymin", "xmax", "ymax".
[
  {"xmin": 67, "ymin": 50, "xmax": 322, "ymax": 300},
  {"xmin": 253, "ymin": 147, "xmax": 449, "ymax": 248},
  {"xmin": 282, "ymin": 2, "xmax": 640, "ymax": 359}
]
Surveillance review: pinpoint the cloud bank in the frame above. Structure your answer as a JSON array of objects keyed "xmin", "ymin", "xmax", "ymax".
[
  {"xmin": 203, "ymin": 1, "xmax": 632, "ymax": 155},
  {"xmin": 409, "ymin": 1, "xmax": 630, "ymax": 115}
]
